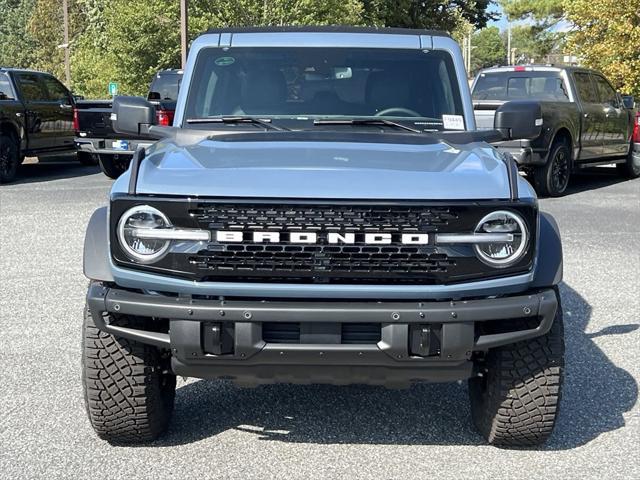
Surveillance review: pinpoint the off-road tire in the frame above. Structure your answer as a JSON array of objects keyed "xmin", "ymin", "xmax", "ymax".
[
  {"xmin": 98, "ymin": 154, "xmax": 130, "ymax": 179},
  {"xmin": 616, "ymin": 141, "xmax": 640, "ymax": 178},
  {"xmin": 82, "ymin": 301, "xmax": 176, "ymax": 444},
  {"xmin": 533, "ymin": 141, "xmax": 571, "ymax": 197},
  {"xmin": 0, "ymin": 133, "xmax": 20, "ymax": 183},
  {"xmin": 469, "ymin": 307, "xmax": 564, "ymax": 447}
]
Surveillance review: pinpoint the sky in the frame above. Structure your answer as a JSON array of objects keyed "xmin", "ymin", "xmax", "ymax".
[{"xmin": 486, "ymin": 3, "xmax": 571, "ymax": 33}]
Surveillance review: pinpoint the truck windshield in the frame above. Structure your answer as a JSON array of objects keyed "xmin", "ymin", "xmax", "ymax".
[
  {"xmin": 184, "ymin": 47, "xmax": 464, "ymax": 128},
  {"xmin": 473, "ymin": 71, "xmax": 570, "ymax": 102}
]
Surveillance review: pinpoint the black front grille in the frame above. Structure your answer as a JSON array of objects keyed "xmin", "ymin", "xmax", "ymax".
[
  {"xmin": 188, "ymin": 203, "xmax": 459, "ymax": 282},
  {"xmin": 110, "ymin": 197, "xmax": 537, "ymax": 285}
]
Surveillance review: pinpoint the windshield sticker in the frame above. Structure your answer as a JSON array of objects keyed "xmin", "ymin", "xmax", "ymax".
[
  {"xmin": 442, "ymin": 114, "xmax": 465, "ymax": 130},
  {"xmin": 215, "ymin": 56, "xmax": 235, "ymax": 66}
]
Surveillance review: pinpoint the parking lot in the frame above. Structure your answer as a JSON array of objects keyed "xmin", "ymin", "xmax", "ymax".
[{"xmin": 1, "ymin": 163, "xmax": 638, "ymax": 479}]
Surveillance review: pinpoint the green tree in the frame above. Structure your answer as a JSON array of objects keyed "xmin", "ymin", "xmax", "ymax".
[
  {"xmin": 0, "ymin": 0, "xmax": 37, "ymax": 68},
  {"xmin": 470, "ymin": 26, "xmax": 506, "ymax": 72},
  {"xmin": 361, "ymin": 0, "xmax": 496, "ymax": 31},
  {"xmin": 507, "ymin": 25, "xmax": 558, "ymax": 64},
  {"xmin": 564, "ymin": 0, "xmax": 640, "ymax": 96},
  {"xmin": 500, "ymin": 0, "xmax": 564, "ymax": 25}
]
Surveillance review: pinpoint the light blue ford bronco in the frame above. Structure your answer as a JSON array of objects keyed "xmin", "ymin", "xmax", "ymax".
[{"xmin": 82, "ymin": 27, "xmax": 564, "ymax": 446}]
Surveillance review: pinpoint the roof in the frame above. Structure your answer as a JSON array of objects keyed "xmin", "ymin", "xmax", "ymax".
[
  {"xmin": 479, "ymin": 64, "xmax": 600, "ymax": 75},
  {"xmin": 203, "ymin": 25, "xmax": 450, "ymax": 38}
]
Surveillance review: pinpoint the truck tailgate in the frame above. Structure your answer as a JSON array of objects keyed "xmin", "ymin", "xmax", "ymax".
[{"xmin": 76, "ymin": 100, "xmax": 114, "ymax": 138}]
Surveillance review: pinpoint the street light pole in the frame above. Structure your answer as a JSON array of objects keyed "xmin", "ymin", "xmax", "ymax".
[
  {"xmin": 180, "ymin": 0, "xmax": 189, "ymax": 69},
  {"xmin": 62, "ymin": 0, "xmax": 70, "ymax": 86}
]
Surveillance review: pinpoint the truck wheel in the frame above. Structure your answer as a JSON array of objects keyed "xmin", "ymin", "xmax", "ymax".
[
  {"xmin": 533, "ymin": 141, "xmax": 571, "ymax": 197},
  {"xmin": 98, "ymin": 154, "xmax": 130, "ymax": 179},
  {"xmin": 468, "ymin": 308, "xmax": 564, "ymax": 447},
  {"xmin": 78, "ymin": 151, "xmax": 98, "ymax": 166},
  {"xmin": 616, "ymin": 141, "xmax": 640, "ymax": 178},
  {"xmin": 0, "ymin": 133, "xmax": 20, "ymax": 183},
  {"xmin": 82, "ymin": 300, "xmax": 176, "ymax": 444}
]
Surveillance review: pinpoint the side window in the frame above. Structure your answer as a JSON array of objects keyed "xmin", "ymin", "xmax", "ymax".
[
  {"xmin": 573, "ymin": 72, "xmax": 598, "ymax": 104},
  {"xmin": 41, "ymin": 75, "xmax": 71, "ymax": 103},
  {"xmin": 0, "ymin": 73, "xmax": 15, "ymax": 100},
  {"xmin": 15, "ymin": 73, "xmax": 48, "ymax": 102},
  {"xmin": 593, "ymin": 75, "xmax": 618, "ymax": 107}
]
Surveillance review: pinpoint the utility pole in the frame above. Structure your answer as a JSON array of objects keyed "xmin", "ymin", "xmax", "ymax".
[
  {"xmin": 62, "ymin": 0, "xmax": 70, "ymax": 86},
  {"xmin": 506, "ymin": 14, "xmax": 512, "ymax": 66},
  {"xmin": 180, "ymin": 0, "xmax": 189, "ymax": 69}
]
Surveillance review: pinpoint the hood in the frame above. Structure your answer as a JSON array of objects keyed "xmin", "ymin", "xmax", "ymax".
[{"xmin": 122, "ymin": 136, "xmax": 518, "ymax": 200}]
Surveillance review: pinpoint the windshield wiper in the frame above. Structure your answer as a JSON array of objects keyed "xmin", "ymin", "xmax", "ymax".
[
  {"xmin": 186, "ymin": 116, "xmax": 288, "ymax": 131},
  {"xmin": 313, "ymin": 118, "xmax": 422, "ymax": 134}
]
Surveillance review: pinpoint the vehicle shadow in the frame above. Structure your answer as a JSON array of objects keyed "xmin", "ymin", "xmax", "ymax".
[
  {"xmin": 5, "ymin": 160, "xmax": 102, "ymax": 186},
  {"xmin": 151, "ymin": 283, "xmax": 637, "ymax": 449},
  {"xmin": 528, "ymin": 165, "xmax": 634, "ymax": 197}
]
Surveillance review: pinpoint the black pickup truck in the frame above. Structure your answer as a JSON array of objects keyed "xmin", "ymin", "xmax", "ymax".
[
  {"xmin": 472, "ymin": 65, "xmax": 638, "ymax": 196},
  {"xmin": 75, "ymin": 69, "xmax": 182, "ymax": 179},
  {"xmin": 0, "ymin": 68, "xmax": 85, "ymax": 183}
]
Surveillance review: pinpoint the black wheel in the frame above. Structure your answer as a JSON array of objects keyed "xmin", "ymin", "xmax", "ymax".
[
  {"xmin": 98, "ymin": 154, "xmax": 130, "ymax": 179},
  {"xmin": 0, "ymin": 133, "xmax": 20, "ymax": 183},
  {"xmin": 78, "ymin": 151, "xmax": 98, "ymax": 166},
  {"xmin": 82, "ymin": 296, "xmax": 176, "ymax": 444},
  {"xmin": 533, "ymin": 142, "xmax": 571, "ymax": 197},
  {"xmin": 469, "ymin": 307, "xmax": 564, "ymax": 447},
  {"xmin": 616, "ymin": 142, "xmax": 640, "ymax": 178}
]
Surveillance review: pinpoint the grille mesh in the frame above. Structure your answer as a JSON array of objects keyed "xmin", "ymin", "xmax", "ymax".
[{"xmin": 188, "ymin": 203, "xmax": 457, "ymax": 281}]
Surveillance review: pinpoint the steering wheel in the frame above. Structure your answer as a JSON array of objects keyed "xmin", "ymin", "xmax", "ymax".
[{"xmin": 375, "ymin": 107, "xmax": 422, "ymax": 117}]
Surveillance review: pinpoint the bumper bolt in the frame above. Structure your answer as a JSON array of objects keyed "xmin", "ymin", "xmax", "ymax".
[
  {"xmin": 391, "ymin": 312, "xmax": 400, "ymax": 321},
  {"xmin": 219, "ymin": 310, "xmax": 225, "ymax": 316},
  {"xmin": 419, "ymin": 312, "xmax": 425, "ymax": 318},
  {"xmin": 523, "ymin": 306, "xmax": 532, "ymax": 315},
  {"xmin": 451, "ymin": 312, "xmax": 457, "ymax": 318},
  {"xmin": 113, "ymin": 304, "xmax": 120, "ymax": 311},
  {"xmin": 188, "ymin": 309, "xmax": 193, "ymax": 316},
  {"xmin": 243, "ymin": 311, "xmax": 252, "ymax": 320}
]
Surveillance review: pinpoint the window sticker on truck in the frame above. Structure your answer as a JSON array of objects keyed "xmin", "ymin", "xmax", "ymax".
[{"xmin": 442, "ymin": 114, "xmax": 465, "ymax": 130}]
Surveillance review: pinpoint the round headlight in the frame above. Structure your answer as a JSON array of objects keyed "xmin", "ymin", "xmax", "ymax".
[
  {"xmin": 474, "ymin": 210, "xmax": 528, "ymax": 267},
  {"xmin": 117, "ymin": 205, "xmax": 171, "ymax": 263}
]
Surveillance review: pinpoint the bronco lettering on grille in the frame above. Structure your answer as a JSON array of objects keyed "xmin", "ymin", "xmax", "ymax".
[{"xmin": 214, "ymin": 231, "xmax": 429, "ymax": 245}]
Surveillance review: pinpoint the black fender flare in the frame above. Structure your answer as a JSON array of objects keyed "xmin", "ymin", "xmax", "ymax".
[
  {"xmin": 83, "ymin": 207, "xmax": 114, "ymax": 282},
  {"xmin": 531, "ymin": 211, "xmax": 563, "ymax": 287}
]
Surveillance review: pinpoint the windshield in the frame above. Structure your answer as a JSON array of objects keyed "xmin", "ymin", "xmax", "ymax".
[
  {"xmin": 473, "ymin": 71, "xmax": 570, "ymax": 102},
  {"xmin": 148, "ymin": 72, "xmax": 182, "ymax": 101},
  {"xmin": 184, "ymin": 47, "xmax": 464, "ymax": 129}
]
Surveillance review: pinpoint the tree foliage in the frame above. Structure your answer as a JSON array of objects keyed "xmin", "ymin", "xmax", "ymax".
[
  {"xmin": 508, "ymin": 25, "xmax": 558, "ymax": 64},
  {"xmin": 500, "ymin": 0, "xmax": 564, "ymax": 25},
  {"xmin": 361, "ymin": 0, "xmax": 496, "ymax": 31},
  {"xmin": 0, "ymin": 0, "xmax": 38, "ymax": 69},
  {"xmin": 470, "ymin": 26, "xmax": 506, "ymax": 72},
  {"xmin": 564, "ymin": 0, "xmax": 640, "ymax": 96}
]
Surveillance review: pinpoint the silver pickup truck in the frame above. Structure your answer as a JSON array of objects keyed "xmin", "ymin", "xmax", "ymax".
[{"xmin": 81, "ymin": 27, "xmax": 564, "ymax": 447}]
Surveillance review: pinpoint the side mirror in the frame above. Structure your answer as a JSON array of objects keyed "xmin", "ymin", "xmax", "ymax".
[
  {"xmin": 112, "ymin": 96, "xmax": 156, "ymax": 136},
  {"xmin": 494, "ymin": 101, "xmax": 542, "ymax": 141},
  {"xmin": 622, "ymin": 95, "xmax": 635, "ymax": 109},
  {"xmin": 147, "ymin": 91, "xmax": 161, "ymax": 101}
]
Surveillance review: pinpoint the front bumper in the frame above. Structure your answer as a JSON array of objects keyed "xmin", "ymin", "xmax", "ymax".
[{"xmin": 87, "ymin": 283, "xmax": 558, "ymax": 386}]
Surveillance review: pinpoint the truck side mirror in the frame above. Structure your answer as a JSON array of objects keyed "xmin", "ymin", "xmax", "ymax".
[
  {"xmin": 494, "ymin": 101, "xmax": 542, "ymax": 141},
  {"xmin": 112, "ymin": 96, "xmax": 156, "ymax": 136},
  {"xmin": 621, "ymin": 95, "xmax": 635, "ymax": 109}
]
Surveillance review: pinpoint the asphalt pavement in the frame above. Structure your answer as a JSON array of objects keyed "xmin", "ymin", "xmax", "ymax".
[{"xmin": 1, "ymin": 162, "xmax": 638, "ymax": 479}]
